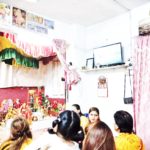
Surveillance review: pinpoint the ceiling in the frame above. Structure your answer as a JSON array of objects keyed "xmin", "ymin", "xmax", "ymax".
[{"xmin": 1, "ymin": 0, "xmax": 150, "ymax": 26}]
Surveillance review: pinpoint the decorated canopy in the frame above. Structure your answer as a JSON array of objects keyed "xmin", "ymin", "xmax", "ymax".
[
  {"xmin": 0, "ymin": 31, "xmax": 57, "ymax": 68},
  {"xmin": 0, "ymin": 31, "xmax": 81, "ymax": 88}
]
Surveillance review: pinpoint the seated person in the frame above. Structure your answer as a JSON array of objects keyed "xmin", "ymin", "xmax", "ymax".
[
  {"xmin": 85, "ymin": 107, "xmax": 100, "ymax": 134},
  {"xmin": 0, "ymin": 116, "xmax": 32, "ymax": 150},
  {"xmin": 114, "ymin": 110, "xmax": 145, "ymax": 150},
  {"xmin": 25, "ymin": 110, "xmax": 81, "ymax": 150},
  {"xmin": 72, "ymin": 104, "xmax": 89, "ymax": 133},
  {"xmin": 82, "ymin": 121, "xmax": 116, "ymax": 150}
]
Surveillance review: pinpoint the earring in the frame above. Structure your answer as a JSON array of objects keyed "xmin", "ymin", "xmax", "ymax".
[{"xmin": 114, "ymin": 123, "xmax": 120, "ymax": 132}]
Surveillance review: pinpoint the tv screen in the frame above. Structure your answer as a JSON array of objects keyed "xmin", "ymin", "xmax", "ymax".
[{"xmin": 93, "ymin": 42, "xmax": 124, "ymax": 67}]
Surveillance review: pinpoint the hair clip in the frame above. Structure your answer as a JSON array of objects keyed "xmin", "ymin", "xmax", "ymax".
[{"xmin": 57, "ymin": 117, "xmax": 61, "ymax": 123}]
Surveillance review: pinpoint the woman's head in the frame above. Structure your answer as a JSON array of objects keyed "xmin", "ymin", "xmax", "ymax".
[
  {"xmin": 10, "ymin": 116, "xmax": 32, "ymax": 139},
  {"xmin": 88, "ymin": 107, "xmax": 100, "ymax": 124},
  {"xmin": 72, "ymin": 104, "xmax": 82, "ymax": 116},
  {"xmin": 9, "ymin": 116, "xmax": 32, "ymax": 150},
  {"xmin": 83, "ymin": 121, "xmax": 115, "ymax": 150},
  {"xmin": 52, "ymin": 110, "xmax": 81, "ymax": 140},
  {"xmin": 114, "ymin": 110, "xmax": 133, "ymax": 133}
]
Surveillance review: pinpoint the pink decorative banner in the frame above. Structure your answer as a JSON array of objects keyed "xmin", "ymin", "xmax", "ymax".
[
  {"xmin": 0, "ymin": 31, "xmax": 81, "ymax": 88},
  {"xmin": 2, "ymin": 31, "xmax": 56, "ymax": 58},
  {"xmin": 53, "ymin": 39, "xmax": 81, "ymax": 88}
]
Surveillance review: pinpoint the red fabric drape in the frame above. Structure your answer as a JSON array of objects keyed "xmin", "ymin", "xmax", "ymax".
[{"xmin": 133, "ymin": 36, "xmax": 150, "ymax": 150}]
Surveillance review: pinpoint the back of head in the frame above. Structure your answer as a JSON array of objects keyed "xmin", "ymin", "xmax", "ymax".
[
  {"xmin": 52, "ymin": 110, "xmax": 81, "ymax": 140},
  {"xmin": 72, "ymin": 104, "xmax": 83, "ymax": 116},
  {"xmin": 72, "ymin": 104, "xmax": 80, "ymax": 111},
  {"xmin": 11, "ymin": 116, "xmax": 32, "ymax": 139},
  {"xmin": 114, "ymin": 110, "xmax": 133, "ymax": 133},
  {"xmin": 83, "ymin": 121, "xmax": 115, "ymax": 150},
  {"xmin": 9, "ymin": 116, "xmax": 32, "ymax": 150}
]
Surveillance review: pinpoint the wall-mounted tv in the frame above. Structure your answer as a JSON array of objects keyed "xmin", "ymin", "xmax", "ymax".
[{"xmin": 93, "ymin": 42, "xmax": 124, "ymax": 67}]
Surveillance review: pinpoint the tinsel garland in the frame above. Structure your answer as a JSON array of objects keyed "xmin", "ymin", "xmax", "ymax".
[
  {"xmin": 0, "ymin": 36, "xmax": 31, "ymax": 57},
  {"xmin": 0, "ymin": 48, "xmax": 39, "ymax": 68}
]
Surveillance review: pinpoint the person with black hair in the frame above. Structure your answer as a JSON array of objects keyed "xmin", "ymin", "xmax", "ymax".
[
  {"xmin": 72, "ymin": 104, "xmax": 89, "ymax": 133},
  {"xmin": 114, "ymin": 110, "xmax": 145, "ymax": 150},
  {"xmin": 25, "ymin": 110, "xmax": 81, "ymax": 150},
  {"xmin": 72, "ymin": 104, "xmax": 87, "ymax": 149}
]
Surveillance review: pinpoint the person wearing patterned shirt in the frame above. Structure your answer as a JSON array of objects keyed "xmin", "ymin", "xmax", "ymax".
[{"xmin": 114, "ymin": 110, "xmax": 145, "ymax": 150}]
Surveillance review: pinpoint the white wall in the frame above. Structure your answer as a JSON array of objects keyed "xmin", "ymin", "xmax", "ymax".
[
  {"xmin": 85, "ymin": 12, "xmax": 131, "ymax": 62},
  {"xmin": 68, "ymin": 2, "xmax": 150, "ymax": 134},
  {"xmin": 67, "ymin": 12, "xmax": 133, "ymax": 134},
  {"xmin": 66, "ymin": 25, "xmax": 86, "ymax": 68},
  {"xmin": 68, "ymin": 66, "xmax": 133, "ymax": 134},
  {"xmin": 1, "ymin": 0, "xmax": 150, "ymax": 135}
]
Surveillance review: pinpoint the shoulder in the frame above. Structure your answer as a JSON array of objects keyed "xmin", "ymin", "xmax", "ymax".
[
  {"xmin": 115, "ymin": 133, "xmax": 143, "ymax": 150},
  {"xmin": 80, "ymin": 115, "xmax": 88, "ymax": 120},
  {"xmin": 20, "ymin": 138, "xmax": 32, "ymax": 150},
  {"xmin": 116, "ymin": 133, "xmax": 141, "ymax": 141},
  {"xmin": 80, "ymin": 116, "xmax": 89, "ymax": 124},
  {"xmin": 24, "ymin": 132, "xmax": 55, "ymax": 150},
  {"xmin": 72, "ymin": 142, "xmax": 80, "ymax": 150},
  {"xmin": 55, "ymin": 141, "xmax": 80, "ymax": 150},
  {"xmin": 0, "ymin": 140, "xmax": 13, "ymax": 150}
]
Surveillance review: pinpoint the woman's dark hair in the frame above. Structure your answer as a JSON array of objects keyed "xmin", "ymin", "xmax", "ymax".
[
  {"xmin": 8, "ymin": 117, "xmax": 32, "ymax": 150},
  {"xmin": 114, "ymin": 110, "xmax": 133, "ymax": 133},
  {"xmin": 72, "ymin": 104, "xmax": 83, "ymax": 116},
  {"xmin": 83, "ymin": 121, "xmax": 116, "ymax": 150},
  {"xmin": 49, "ymin": 110, "xmax": 81, "ymax": 141},
  {"xmin": 89, "ymin": 107, "xmax": 100, "ymax": 115}
]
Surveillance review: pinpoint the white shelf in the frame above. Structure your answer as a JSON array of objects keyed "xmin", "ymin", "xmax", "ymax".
[{"xmin": 81, "ymin": 64, "xmax": 127, "ymax": 72}]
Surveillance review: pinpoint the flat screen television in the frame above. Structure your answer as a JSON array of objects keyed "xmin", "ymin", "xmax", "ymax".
[{"xmin": 93, "ymin": 42, "xmax": 124, "ymax": 67}]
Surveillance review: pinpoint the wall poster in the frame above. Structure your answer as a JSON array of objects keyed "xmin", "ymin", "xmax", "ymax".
[
  {"xmin": 12, "ymin": 7, "xmax": 26, "ymax": 28},
  {"xmin": 0, "ymin": 3, "xmax": 11, "ymax": 26},
  {"xmin": 97, "ymin": 76, "xmax": 108, "ymax": 97},
  {"xmin": 0, "ymin": 3, "xmax": 54, "ymax": 34},
  {"xmin": 26, "ymin": 12, "xmax": 54, "ymax": 34}
]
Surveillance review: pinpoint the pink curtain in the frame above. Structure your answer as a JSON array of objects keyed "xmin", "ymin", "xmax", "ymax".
[
  {"xmin": 53, "ymin": 39, "xmax": 81, "ymax": 89},
  {"xmin": 133, "ymin": 36, "xmax": 150, "ymax": 150}
]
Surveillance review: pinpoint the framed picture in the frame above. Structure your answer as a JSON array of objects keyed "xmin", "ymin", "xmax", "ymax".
[
  {"xmin": 44, "ymin": 19, "xmax": 54, "ymax": 29},
  {"xmin": 97, "ymin": 76, "xmax": 108, "ymax": 97},
  {"xmin": 86, "ymin": 58, "xmax": 94, "ymax": 69},
  {"xmin": 0, "ymin": 3, "xmax": 11, "ymax": 25},
  {"xmin": 12, "ymin": 7, "xmax": 26, "ymax": 28}
]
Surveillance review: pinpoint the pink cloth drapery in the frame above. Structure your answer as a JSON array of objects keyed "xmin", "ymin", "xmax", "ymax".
[
  {"xmin": 2, "ymin": 32, "xmax": 81, "ymax": 87},
  {"xmin": 53, "ymin": 39, "xmax": 81, "ymax": 89},
  {"xmin": 2, "ymin": 31, "xmax": 56, "ymax": 58},
  {"xmin": 133, "ymin": 35, "xmax": 150, "ymax": 150},
  {"xmin": 0, "ymin": 31, "xmax": 81, "ymax": 90}
]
